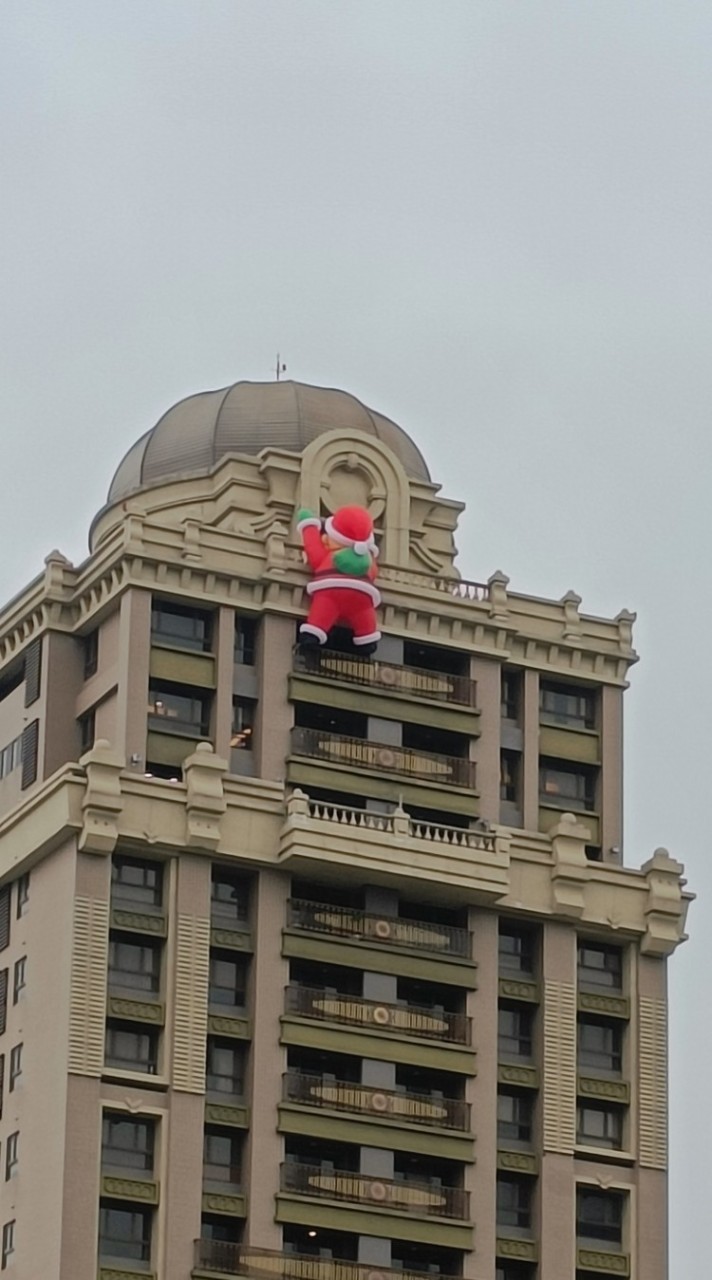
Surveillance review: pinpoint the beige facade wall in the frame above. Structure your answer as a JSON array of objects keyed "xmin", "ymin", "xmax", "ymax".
[
  {"xmin": 8, "ymin": 839, "xmax": 76, "ymax": 1280},
  {"xmin": 243, "ymin": 868, "xmax": 289, "ymax": 1248}
]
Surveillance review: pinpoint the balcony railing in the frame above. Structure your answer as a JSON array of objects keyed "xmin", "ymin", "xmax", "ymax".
[
  {"xmin": 285, "ymin": 984, "xmax": 470, "ymax": 1044},
  {"xmin": 289, "ymin": 794, "xmax": 497, "ymax": 854},
  {"xmin": 193, "ymin": 1241, "xmax": 460, "ymax": 1280},
  {"xmin": 281, "ymin": 1161, "xmax": 470, "ymax": 1220},
  {"xmin": 283, "ymin": 1070, "xmax": 470, "ymax": 1131},
  {"xmin": 293, "ymin": 649, "xmax": 477, "ymax": 708},
  {"xmin": 287, "ymin": 898, "xmax": 471, "ymax": 958},
  {"xmin": 290, "ymin": 727, "xmax": 476, "ymax": 790}
]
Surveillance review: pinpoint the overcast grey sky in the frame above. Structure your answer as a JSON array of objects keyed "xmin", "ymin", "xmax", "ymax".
[{"xmin": 1, "ymin": 0, "xmax": 708, "ymax": 1268}]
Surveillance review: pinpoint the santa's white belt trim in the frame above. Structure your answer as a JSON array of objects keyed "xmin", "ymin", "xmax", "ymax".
[{"xmin": 306, "ymin": 577, "xmax": 381, "ymax": 604}]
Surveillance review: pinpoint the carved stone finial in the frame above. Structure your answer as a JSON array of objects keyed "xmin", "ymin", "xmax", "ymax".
[
  {"xmin": 561, "ymin": 590, "xmax": 582, "ymax": 639},
  {"xmin": 488, "ymin": 570, "xmax": 510, "ymax": 621},
  {"xmin": 640, "ymin": 847, "xmax": 690, "ymax": 956},
  {"xmin": 286, "ymin": 788, "xmax": 310, "ymax": 818},
  {"xmin": 79, "ymin": 738, "xmax": 125, "ymax": 854},
  {"xmin": 550, "ymin": 812, "xmax": 590, "ymax": 917},
  {"xmin": 183, "ymin": 743, "xmax": 227, "ymax": 851}
]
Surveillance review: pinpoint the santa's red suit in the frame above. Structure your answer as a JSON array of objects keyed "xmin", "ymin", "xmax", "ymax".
[{"xmin": 297, "ymin": 505, "xmax": 381, "ymax": 647}]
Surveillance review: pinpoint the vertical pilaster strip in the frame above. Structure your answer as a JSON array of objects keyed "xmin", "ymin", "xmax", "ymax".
[
  {"xmin": 543, "ymin": 979, "xmax": 577, "ymax": 1153},
  {"xmin": 639, "ymin": 995, "xmax": 668, "ymax": 1168},
  {"xmin": 173, "ymin": 913, "xmax": 210, "ymax": 1092},
  {"xmin": 68, "ymin": 896, "xmax": 109, "ymax": 1076}
]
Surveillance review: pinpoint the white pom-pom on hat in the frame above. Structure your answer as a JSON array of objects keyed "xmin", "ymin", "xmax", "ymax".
[{"xmin": 353, "ymin": 540, "xmax": 369, "ymax": 556}]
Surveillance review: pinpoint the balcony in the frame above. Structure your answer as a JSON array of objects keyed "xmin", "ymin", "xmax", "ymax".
[
  {"xmin": 283, "ymin": 1070, "xmax": 470, "ymax": 1131},
  {"xmin": 281, "ymin": 1161, "xmax": 469, "ymax": 1220},
  {"xmin": 192, "ymin": 1241, "xmax": 460, "ymax": 1280},
  {"xmin": 285, "ymin": 985, "xmax": 470, "ymax": 1045},
  {"xmin": 287, "ymin": 899, "xmax": 471, "ymax": 959},
  {"xmin": 293, "ymin": 649, "xmax": 477, "ymax": 707},
  {"xmin": 289, "ymin": 727, "xmax": 476, "ymax": 789}
]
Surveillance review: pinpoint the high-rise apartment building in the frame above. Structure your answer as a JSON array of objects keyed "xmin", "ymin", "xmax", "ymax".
[{"xmin": 0, "ymin": 380, "xmax": 691, "ymax": 1280}]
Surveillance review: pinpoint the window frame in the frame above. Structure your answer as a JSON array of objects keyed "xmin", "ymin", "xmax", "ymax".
[
  {"xmin": 497, "ymin": 1090, "xmax": 534, "ymax": 1146},
  {"xmin": 230, "ymin": 698, "xmax": 256, "ymax": 750},
  {"xmin": 540, "ymin": 680, "xmax": 596, "ymax": 730},
  {"xmin": 496, "ymin": 1173, "xmax": 533, "ymax": 1232},
  {"xmin": 498, "ymin": 923, "xmax": 536, "ymax": 977},
  {"xmin": 1, "ymin": 1220, "xmax": 14, "ymax": 1270},
  {"xmin": 151, "ymin": 600, "xmax": 213, "ymax": 654},
  {"xmin": 111, "ymin": 856, "xmax": 163, "ymax": 910},
  {"xmin": 98, "ymin": 1201, "xmax": 153, "ymax": 1264},
  {"xmin": 576, "ymin": 1185, "xmax": 625, "ymax": 1248},
  {"xmin": 4, "ymin": 1133, "xmax": 18, "ymax": 1182},
  {"xmin": 576, "ymin": 1101, "xmax": 624, "ymax": 1150},
  {"xmin": 148, "ymin": 681, "xmax": 211, "ymax": 739},
  {"xmin": 578, "ymin": 941, "xmax": 623, "ymax": 992},
  {"xmin": 83, "ymin": 629, "xmax": 99, "ymax": 679},
  {"xmin": 208, "ymin": 952, "xmax": 247, "ymax": 1011},
  {"xmin": 539, "ymin": 759, "xmax": 596, "ymax": 812},
  {"xmin": 102, "ymin": 1112, "xmax": 155, "ymax": 1174},
  {"xmin": 498, "ymin": 1006, "xmax": 534, "ymax": 1062},
  {"xmin": 203, "ymin": 1125, "xmax": 243, "ymax": 1187},
  {"xmin": 234, "ymin": 616, "xmax": 258, "ymax": 666},
  {"xmin": 16, "ymin": 874, "xmax": 29, "ymax": 919},
  {"xmin": 577, "ymin": 1017, "xmax": 623, "ymax": 1076},
  {"xmin": 12, "ymin": 958, "xmax": 25, "ymax": 1006},
  {"xmin": 108, "ymin": 936, "xmax": 162, "ymax": 995},
  {"xmin": 105, "ymin": 1022, "xmax": 159, "ymax": 1077},
  {"xmin": 8, "ymin": 1045, "xmax": 21, "ymax": 1093},
  {"xmin": 206, "ymin": 1037, "xmax": 245, "ymax": 1098}
]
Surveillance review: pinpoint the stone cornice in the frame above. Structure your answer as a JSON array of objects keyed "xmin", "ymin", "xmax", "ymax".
[
  {"xmin": 0, "ymin": 507, "xmax": 638, "ymax": 684},
  {"xmin": 0, "ymin": 749, "xmax": 690, "ymax": 955}
]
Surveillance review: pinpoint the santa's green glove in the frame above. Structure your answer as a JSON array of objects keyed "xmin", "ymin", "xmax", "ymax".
[{"xmin": 296, "ymin": 507, "xmax": 320, "ymax": 528}]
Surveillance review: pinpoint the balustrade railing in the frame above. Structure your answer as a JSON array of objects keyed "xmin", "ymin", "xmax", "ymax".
[
  {"xmin": 281, "ymin": 1161, "xmax": 469, "ymax": 1220},
  {"xmin": 292, "ymin": 795, "xmax": 497, "ymax": 853},
  {"xmin": 293, "ymin": 649, "xmax": 477, "ymax": 708},
  {"xmin": 285, "ymin": 984, "xmax": 470, "ymax": 1044},
  {"xmin": 288, "ymin": 898, "xmax": 470, "ymax": 957},
  {"xmin": 290, "ymin": 727, "xmax": 476, "ymax": 789},
  {"xmin": 283, "ymin": 1070, "xmax": 470, "ymax": 1131}
]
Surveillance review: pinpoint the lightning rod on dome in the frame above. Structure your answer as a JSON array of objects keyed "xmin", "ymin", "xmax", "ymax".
[{"xmin": 275, "ymin": 353, "xmax": 287, "ymax": 381}]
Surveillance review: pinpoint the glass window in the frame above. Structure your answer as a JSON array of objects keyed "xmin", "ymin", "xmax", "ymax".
[
  {"xmin": 497, "ymin": 1174, "xmax": 532, "ymax": 1230},
  {"xmin": 501, "ymin": 671, "xmax": 521, "ymax": 721},
  {"xmin": 151, "ymin": 601, "xmax": 212, "ymax": 653},
  {"xmin": 111, "ymin": 856, "xmax": 163, "ymax": 908},
  {"xmin": 12, "ymin": 958, "xmax": 25, "ymax": 1005},
  {"xmin": 231, "ymin": 699, "xmax": 255, "ymax": 750},
  {"xmin": 102, "ymin": 1114, "xmax": 155, "ymax": 1172},
  {"xmin": 4, "ymin": 1134, "xmax": 18, "ymax": 1182},
  {"xmin": 105, "ymin": 1023, "xmax": 158, "ymax": 1075},
  {"xmin": 206, "ymin": 1038, "xmax": 244, "ymax": 1096},
  {"xmin": 16, "ymin": 874, "xmax": 29, "ymax": 918},
  {"xmin": 209, "ymin": 954, "xmax": 247, "ymax": 1010},
  {"xmin": 83, "ymin": 630, "xmax": 99, "ymax": 679},
  {"xmin": 577, "ymin": 1103, "xmax": 623, "ymax": 1150},
  {"xmin": 578, "ymin": 1019, "xmax": 622, "ymax": 1074},
  {"xmin": 498, "ymin": 1007, "xmax": 533, "ymax": 1060},
  {"xmin": 540, "ymin": 760, "xmax": 595, "ymax": 811},
  {"xmin": 8, "ymin": 1045, "xmax": 22, "ymax": 1092},
  {"xmin": 498, "ymin": 1091, "xmax": 533, "ymax": 1145},
  {"xmin": 98, "ymin": 1202, "xmax": 152, "ymax": 1262},
  {"xmin": 203, "ymin": 1126, "xmax": 242, "ymax": 1186},
  {"xmin": 540, "ymin": 681, "xmax": 596, "ymax": 729},
  {"xmin": 235, "ymin": 617, "xmax": 258, "ymax": 666},
  {"xmin": 201, "ymin": 1213, "xmax": 242, "ymax": 1244},
  {"xmin": 1, "ymin": 1221, "xmax": 14, "ymax": 1269},
  {"xmin": 576, "ymin": 1187, "xmax": 624, "ymax": 1246},
  {"xmin": 78, "ymin": 709, "xmax": 96, "ymax": 753},
  {"xmin": 499, "ymin": 924, "xmax": 536, "ymax": 976},
  {"xmin": 211, "ymin": 873, "xmax": 249, "ymax": 924},
  {"xmin": 500, "ymin": 752, "xmax": 520, "ymax": 803},
  {"xmin": 148, "ymin": 683, "xmax": 210, "ymax": 737},
  {"xmin": 108, "ymin": 937, "xmax": 161, "ymax": 993},
  {"xmin": 578, "ymin": 941, "xmax": 623, "ymax": 991}
]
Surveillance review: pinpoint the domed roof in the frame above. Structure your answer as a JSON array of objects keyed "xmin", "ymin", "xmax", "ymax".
[{"xmin": 108, "ymin": 379, "xmax": 430, "ymax": 502}]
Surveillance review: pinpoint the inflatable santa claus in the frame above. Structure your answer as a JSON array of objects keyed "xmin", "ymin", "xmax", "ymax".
[{"xmin": 296, "ymin": 504, "xmax": 381, "ymax": 654}]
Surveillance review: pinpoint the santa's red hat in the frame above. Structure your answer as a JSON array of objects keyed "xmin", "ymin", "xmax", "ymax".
[{"xmin": 324, "ymin": 505, "xmax": 378, "ymax": 557}]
